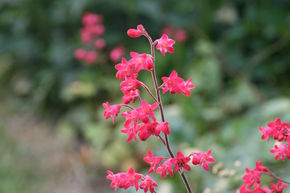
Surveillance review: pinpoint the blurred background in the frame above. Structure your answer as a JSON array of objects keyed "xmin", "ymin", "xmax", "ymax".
[{"xmin": 0, "ymin": 0, "xmax": 290, "ymax": 193}]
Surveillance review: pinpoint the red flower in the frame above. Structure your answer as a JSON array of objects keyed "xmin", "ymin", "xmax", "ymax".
[
  {"xmin": 144, "ymin": 150, "xmax": 163, "ymax": 174},
  {"xmin": 138, "ymin": 121, "xmax": 159, "ymax": 141},
  {"xmin": 127, "ymin": 24, "xmax": 145, "ymax": 38},
  {"xmin": 156, "ymin": 34, "xmax": 175, "ymax": 56},
  {"xmin": 191, "ymin": 149, "xmax": 215, "ymax": 171},
  {"xmin": 161, "ymin": 70, "xmax": 195, "ymax": 96},
  {"xmin": 115, "ymin": 58, "xmax": 136, "ymax": 80},
  {"xmin": 270, "ymin": 144, "xmax": 287, "ymax": 161},
  {"xmin": 129, "ymin": 52, "xmax": 153, "ymax": 72},
  {"xmin": 121, "ymin": 124, "xmax": 139, "ymax": 142},
  {"xmin": 137, "ymin": 100, "xmax": 158, "ymax": 123},
  {"xmin": 161, "ymin": 70, "xmax": 184, "ymax": 94},
  {"xmin": 82, "ymin": 12, "xmax": 103, "ymax": 26},
  {"xmin": 171, "ymin": 151, "xmax": 191, "ymax": 172},
  {"xmin": 103, "ymin": 102, "xmax": 121, "ymax": 124},
  {"xmin": 140, "ymin": 175, "xmax": 158, "ymax": 193},
  {"xmin": 270, "ymin": 181, "xmax": 288, "ymax": 193},
  {"xmin": 156, "ymin": 159, "xmax": 173, "ymax": 178},
  {"xmin": 106, "ymin": 168, "xmax": 143, "ymax": 191},
  {"xmin": 156, "ymin": 122, "xmax": 170, "ymax": 135},
  {"xmin": 110, "ymin": 46, "xmax": 126, "ymax": 62}
]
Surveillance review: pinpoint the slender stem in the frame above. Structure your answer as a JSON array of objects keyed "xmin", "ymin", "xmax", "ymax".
[
  {"xmin": 121, "ymin": 104, "xmax": 134, "ymax": 110},
  {"xmin": 143, "ymin": 31, "xmax": 193, "ymax": 193},
  {"xmin": 264, "ymin": 170, "xmax": 290, "ymax": 185},
  {"xmin": 138, "ymin": 81, "xmax": 159, "ymax": 103}
]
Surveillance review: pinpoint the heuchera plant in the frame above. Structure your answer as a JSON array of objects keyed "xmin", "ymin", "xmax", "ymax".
[
  {"xmin": 239, "ymin": 119, "xmax": 290, "ymax": 193},
  {"xmin": 102, "ymin": 24, "xmax": 290, "ymax": 193},
  {"xmin": 103, "ymin": 24, "xmax": 214, "ymax": 193}
]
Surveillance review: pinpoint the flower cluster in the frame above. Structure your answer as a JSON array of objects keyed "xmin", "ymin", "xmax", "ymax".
[
  {"xmin": 74, "ymin": 12, "xmax": 105, "ymax": 64},
  {"xmin": 104, "ymin": 24, "xmax": 214, "ymax": 193},
  {"xmin": 239, "ymin": 161, "xmax": 288, "ymax": 193},
  {"xmin": 162, "ymin": 26, "xmax": 188, "ymax": 42},
  {"xmin": 259, "ymin": 118, "xmax": 290, "ymax": 161},
  {"xmin": 107, "ymin": 168, "xmax": 157, "ymax": 193}
]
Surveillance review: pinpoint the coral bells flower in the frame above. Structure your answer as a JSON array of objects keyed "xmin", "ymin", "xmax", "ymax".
[
  {"xmin": 270, "ymin": 144, "xmax": 287, "ymax": 161},
  {"xmin": 137, "ymin": 100, "xmax": 158, "ymax": 122},
  {"xmin": 122, "ymin": 89, "xmax": 140, "ymax": 104},
  {"xmin": 127, "ymin": 24, "xmax": 145, "ymax": 38},
  {"xmin": 129, "ymin": 52, "xmax": 153, "ymax": 71},
  {"xmin": 138, "ymin": 121, "xmax": 159, "ymax": 141},
  {"xmin": 74, "ymin": 48, "xmax": 87, "ymax": 60},
  {"xmin": 191, "ymin": 149, "xmax": 215, "ymax": 171},
  {"xmin": 140, "ymin": 175, "xmax": 158, "ymax": 193},
  {"xmin": 156, "ymin": 122, "xmax": 170, "ymax": 135},
  {"xmin": 144, "ymin": 150, "xmax": 163, "ymax": 174},
  {"xmin": 115, "ymin": 58, "xmax": 136, "ymax": 80},
  {"xmin": 121, "ymin": 124, "xmax": 139, "ymax": 142},
  {"xmin": 103, "ymin": 102, "xmax": 121, "ymax": 124},
  {"xmin": 270, "ymin": 181, "xmax": 288, "ymax": 193},
  {"xmin": 106, "ymin": 168, "xmax": 143, "ymax": 191},
  {"xmin": 156, "ymin": 34, "xmax": 175, "ymax": 56},
  {"xmin": 241, "ymin": 161, "xmax": 268, "ymax": 189},
  {"xmin": 171, "ymin": 151, "xmax": 191, "ymax": 172},
  {"xmin": 156, "ymin": 159, "xmax": 174, "ymax": 178},
  {"xmin": 161, "ymin": 70, "xmax": 195, "ymax": 96}
]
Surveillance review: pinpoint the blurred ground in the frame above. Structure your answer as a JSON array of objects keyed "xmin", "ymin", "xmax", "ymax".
[{"xmin": 0, "ymin": 100, "xmax": 96, "ymax": 193}]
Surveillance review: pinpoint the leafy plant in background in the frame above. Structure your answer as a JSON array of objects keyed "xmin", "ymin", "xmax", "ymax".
[
  {"xmin": 102, "ymin": 24, "xmax": 290, "ymax": 193},
  {"xmin": 103, "ymin": 24, "xmax": 214, "ymax": 193}
]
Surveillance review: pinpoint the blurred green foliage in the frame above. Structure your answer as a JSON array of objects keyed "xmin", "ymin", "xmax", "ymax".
[{"xmin": 0, "ymin": 0, "xmax": 290, "ymax": 193}]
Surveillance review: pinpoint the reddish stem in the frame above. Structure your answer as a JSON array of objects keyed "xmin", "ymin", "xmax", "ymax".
[
  {"xmin": 264, "ymin": 170, "xmax": 290, "ymax": 185},
  {"xmin": 143, "ymin": 30, "xmax": 193, "ymax": 193},
  {"xmin": 138, "ymin": 81, "xmax": 159, "ymax": 103}
]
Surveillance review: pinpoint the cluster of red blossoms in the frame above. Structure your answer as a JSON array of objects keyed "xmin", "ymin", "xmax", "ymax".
[
  {"xmin": 103, "ymin": 24, "xmax": 214, "ymax": 193},
  {"xmin": 239, "ymin": 161, "xmax": 288, "ymax": 193},
  {"xmin": 259, "ymin": 118, "xmax": 290, "ymax": 161},
  {"xmin": 74, "ymin": 12, "xmax": 105, "ymax": 64}
]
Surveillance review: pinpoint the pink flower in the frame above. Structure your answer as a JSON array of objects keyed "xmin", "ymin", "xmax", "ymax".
[
  {"xmin": 161, "ymin": 70, "xmax": 194, "ymax": 96},
  {"xmin": 270, "ymin": 181, "xmax": 288, "ymax": 193},
  {"xmin": 161, "ymin": 70, "xmax": 184, "ymax": 94},
  {"xmin": 156, "ymin": 159, "xmax": 173, "ymax": 178},
  {"xmin": 121, "ymin": 124, "xmax": 139, "ymax": 142},
  {"xmin": 127, "ymin": 24, "xmax": 145, "ymax": 38},
  {"xmin": 191, "ymin": 149, "xmax": 215, "ymax": 171},
  {"xmin": 156, "ymin": 122, "xmax": 170, "ymax": 135},
  {"xmin": 137, "ymin": 100, "xmax": 158, "ymax": 123},
  {"xmin": 270, "ymin": 144, "xmax": 287, "ymax": 161},
  {"xmin": 84, "ymin": 50, "xmax": 97, "ymax": 64},
  {"xmin": 80, "ymin": 28, "xmax": 93, "ymax": 43},
  {"xmin": 143, "ymin": 150, "xmax": 163, "ymax": 174},
  {"xmin": 120, "ymin": 77, "xmax": 141, "ymax": 93},
  {"xmin": 268, "ymin": 118, "xmax": 289, "ymax": 141},
  {"xmin": 175, "ymin": 29, "xmax": 187, "ymax": 42},
  {"xmin": 82, "ymin": 12, "xmax": 103, "ymax": 26},
  {"xmin": 156, "ymin": 34, "xmax": 175, "ymax": 56},
  {"xmin": 138, "ymin": 121, "xmax": 159, "ymax": 141},
  {"xmin": 122, "ymin": 89, "xmax": 140, "ymax": 104},
  {"xmin": 243, "ymin": 168, "xmax": 261, "ymax": 188},
  {"xmin": 103, "ymin": 102, "xmax": 121, "ymax": 124},
  {"xmin": 74, "ymin": 48, "xmax": 86, "ymax": 60},
  {"xmin": 181, "ymin": 78, "xmax": 195, "ymax": 96},
  {"xmin": 140, "ymin": 175, "xmax": 158, "ymax": 193},
  {"xmin": 126, "ymin": 167, "xmax": 143, "ymax": 191},
  {"xmin": 171, "ymin": 151, "xmax": 191, "ymax": 172},
  {"xmin": 94, "ymin": 39, "xmax": 106, "ymax": 49},
  {"xmin": 115, "ymin": 58, "xmax": 136, "ymax": 80},
  {"xmin": 106, "ymin": 168, "xmax": 143, "ymax": 191},
  {"xmin": 129, "ymin": 52, "xmax": 153, "ymax": 72},
  {"xmin": 110, "ymin": 46, "xmax": 126, "ymax": 62},
  {"xmin": 121, "ymin": 110, "xmax": 139, "ymax": 128},
  {"xmin": 259, "ymin": 126, "xmax": 273, "ymax": 142}
]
